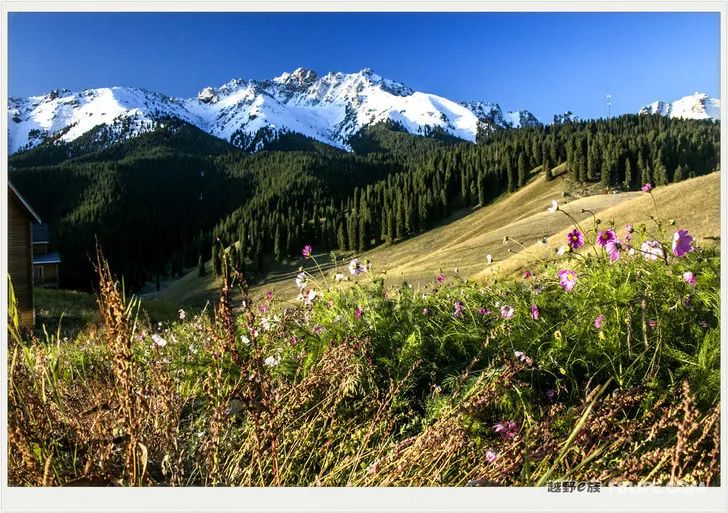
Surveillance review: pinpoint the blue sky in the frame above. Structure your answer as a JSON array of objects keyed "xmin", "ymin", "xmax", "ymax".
[{"xmin": 9, "ymin": 12, "xmax": 720, "ymax": 121}]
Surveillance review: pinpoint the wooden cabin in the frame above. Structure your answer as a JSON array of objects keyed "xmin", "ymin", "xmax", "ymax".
[
  {"xmin": 32, "ymin": 223, "xmax": 61, "ymax": 288},
  {"xmin": 8, "ymin": 182, "xmax": 41, "ymax": 328}
]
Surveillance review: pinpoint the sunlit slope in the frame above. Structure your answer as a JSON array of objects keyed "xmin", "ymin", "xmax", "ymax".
[{"xmin": 155, "ymin": 169, "xmax": 719, "ymax": 306}]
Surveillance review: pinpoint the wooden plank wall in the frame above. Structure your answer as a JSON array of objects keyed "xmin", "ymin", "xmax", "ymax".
[{"xmin": 8, "ymin": 196, "xmax": 34, "ymax": 328}]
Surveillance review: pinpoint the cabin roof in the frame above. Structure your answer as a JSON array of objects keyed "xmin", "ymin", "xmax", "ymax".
[
  {"xmin": 33, "ymin": 252, "xmax": 62, "ymax": 265},
  {"xmin": 8, "ymin": 182, "xmax": 41, "ymax": 224}
]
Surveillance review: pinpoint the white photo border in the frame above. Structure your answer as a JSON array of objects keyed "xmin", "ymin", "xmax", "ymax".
[{"xmin": 1, "ymin": 2, "xmax": 726, "ymax": 512}]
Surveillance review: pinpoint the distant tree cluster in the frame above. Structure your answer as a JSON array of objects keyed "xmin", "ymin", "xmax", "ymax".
[{"xmin": 9, "ymin": 114, "xmax": 719, "ymax": 290}]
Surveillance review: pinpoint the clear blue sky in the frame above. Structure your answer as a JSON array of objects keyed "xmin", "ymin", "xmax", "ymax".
[{"xmin": 9, "ymin": 12, "xmax": 720, "ymax": 122}]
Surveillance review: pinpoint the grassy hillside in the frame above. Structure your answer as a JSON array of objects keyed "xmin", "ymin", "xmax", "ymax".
[{"xmin": 153, "ymin": 168, "xmax": 720, "ymax": 307}]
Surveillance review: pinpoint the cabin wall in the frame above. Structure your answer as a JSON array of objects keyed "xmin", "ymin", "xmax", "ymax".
[{"xmin": 8, "ymin": 196, "xmax": 34, "ymax": 327}]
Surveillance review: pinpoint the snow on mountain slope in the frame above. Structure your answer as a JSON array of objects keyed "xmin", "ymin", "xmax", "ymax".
[
  {"xmin": 9, "ymin": 67, "xmax": 541, "ymax": 154},
  {"xmin": 639, "ymin": 92, "xmax": 720, "ymax": 121}
]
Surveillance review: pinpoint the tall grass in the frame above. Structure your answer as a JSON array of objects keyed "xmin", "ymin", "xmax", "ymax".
[{"xmin": 7, "ymin": 194, "xmax": 720, "ymax": 486}]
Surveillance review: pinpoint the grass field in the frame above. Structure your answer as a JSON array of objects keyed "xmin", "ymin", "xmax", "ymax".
[{"xmin": 151, "ymin": 168, "xmax": 720, "ymax": 308}]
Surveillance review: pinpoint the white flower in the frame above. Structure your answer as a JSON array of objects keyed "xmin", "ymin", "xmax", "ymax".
[
  {"xmin": 556, "ymin": 245, "xmax": 569, "ymax": 256},
  {"xmin": 241, "ymin": 335, "xmax": 251, "ymax": 345},
  {"xmin": 348, "ymin": 258, "xmax": 364, "ymax": 275},
  {"xmin": 295, "ymin": 272, "xmax": 308, "ymax": 290},
  {"xmin": 188, "ymin": 344, "xmax": 197, "ymax": 354},
  {"xmin": 641, "ymin": 240, "xmax": 665, "ymax": 261},
  {"xmin": 547, "ymin": 200, "xmax": 559, "ymax": 213},
  {"xmin": 334, "ymin": 272, "xmax": 345, "ymax": 281},
  {"xmin": 307, "ymin": 289, "xmax": 317, "ymax": 303},
  {"xmin": 178, "ymin": 309, "xmax": 186, "ymax": 320},
  {"xmin": 151, "ymin": 333, "xmax": 167, "ymax": 347},
  {"xmin": 486, "ymin": 254, "xmax": 493, "ymax": 264},
  {"xmin": 260, "ymin": 317, "xmax": 271, "ymax": 331},
  {"xmin": 263, "ymin": 355, "xmax": 281, "ymax": 368}
]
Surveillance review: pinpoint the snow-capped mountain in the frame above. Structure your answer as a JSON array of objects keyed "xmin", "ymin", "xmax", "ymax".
[
  {"xmin": 639, "ymin": 92, "xmax": 720, "ymax": 121},
  {"xmin": 8, "ymin": 68, "xmax": 542, "ymax": 154}
]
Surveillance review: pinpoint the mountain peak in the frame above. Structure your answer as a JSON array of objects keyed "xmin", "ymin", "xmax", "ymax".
[
  {"xmin": 273, "ymin": 67, "xmax": 319, "ymax": 88},
  {"xmin": 640, "ymin": 92, "xmax": 720, "ymax": 120}
]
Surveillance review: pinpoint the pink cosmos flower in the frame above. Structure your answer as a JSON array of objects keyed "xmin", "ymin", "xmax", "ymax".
[
  {"xmin": 478, "ymin": 308, "xmax": 491, "ymax": 316},
  {"xmin": 683, "ymin": 271, "xmax": 697, "ymax": 286},
  {"xmin": 594, "ymin": 314, "xmax": 604, "ymax": 329},
  {"xmin": 354, "ymin": 307, "xmax": 363, "ymax": 319},
  {"xmin": 266, "ymin": 291, "xmax": 273, "ymax": 301},
  {"xmin": 625, "ymin": 224, "xmax": 634, "ymax": 242},
  {"xmin": 493, "ymin": 420, "xmax": 518, "ymax": 439},
  {"xmin": 302, "ymin": 245, "xmax": 313, "ymax": 258},
  {"xmin": 485, "ymin": 450, "xmax": 497, "ymax": 464},
  {"xmin": 453, "ymin": 301, "xmax": 464, "ymax": 318},
  {"xmin": 514, "ymin": 351, "xmax": 533, "ymax": 366},
  {"xmin": 672, "ymin": 229, "xmax": 694, "ymax": 257},
  {"xmin": 530, "ymin": 304, "xmax": 540, "ymax": 320},
  {"xmin": 436, "ymin": 273, "xmax": 446, "ymax": 284},
  {"xmin": 605, "ymin": 238, "xmax": 623, "ymax": 262},
  {"xmin": 500, "ymin": 305, "xmax": 515, "ymax": 319},
  {"xmin": 524, "ymin": 270, "xmax": 532, "ymax": 279},
  {"xmin": 558, "ymin": 269, "xmax": 577, "ymax": 291},
  {"xmin": 641, "ymin": 183, "xmax": 653, "ymax": 192},
  {"xmin": 567, "ymin": 229, "xmax": 585, "ymax": 250},
  {"xmin": 597, "ymin": 229, "xmax": 616, "ymax": 247}
]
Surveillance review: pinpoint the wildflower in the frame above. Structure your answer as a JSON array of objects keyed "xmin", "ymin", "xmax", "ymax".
[
  {"xmin": 266, "ymin": 291, "xmax": 273, "ymax": 301},
  {"xmin": 485, "ymin": 450, "xmax": 497, "ymax": 464},
  {"xmin": 302, "ymin": 245, "xmax": 313, "ymax": 258},
  {"xmin": 558, "ymin": 269, "xmax": 577, "ymax": 291},
  {"xmin": 649, "ymin": 319, "xmax": 657, "ymax": 329},
  {"xmin": 312, "ymin": 324, "xmax": 324, "ymax": 335},
  {"xmin": 305, "ymin": 289, "xmax": 317, "ymax": 305},
  {"xmin": 263, "ymin": 355, "xmax": 281, "ymax": 368},
  {"xmin": 546, "ymin": 389, "xmax": 556, "ymax": 402},
  {"xmin": 290, "ymin": 335, "xmax": 298, "ymax": 346},
  {"xmin": 597, "ymin": 229, "xmax": 616, "ymax": 247},
  {"xmin": 567, "ymin": 229, "xmax": 585, "ymax": 250},
  {"xmin": 594, "ymin": 314, "xmax": 604, "ymax": 329},
  {"xmin": 334, "ymin": 272, "xmax": 345, "ymax": 281},
  {"xmin": 436, "ymin": 273, "xmax": 446, "ymax": 284},
  {"xmin": 641, "ymin": 183, "xmax": 653, "ymax": 192},
  {"xmin": 349, "ymin": 258, "xmax": 365, "ymax": 275},
  {"xmin": 605, "ymin": 238, "xmax": 623, "ymax": 262},
  {"xmin": 547, "ymin": 200, "xmax": 559, "ymax": 213},
  {"xmin": 240, "ymin": 335, "xmax": 251, "ymax": 346},
  {"xmin": 188, "ymin": 344, "xmax": 197, "ymax": 354},
  {"xmin": 258, "ymin": 304, "xmax": 268, "ymax": 314},
  {"xmin": 699, "ymin": 320, "xmax": 709, "ymax": 329},
  {"xmin": 295, "ymin": 272, "xmax": 308, "ymax": 289},
  {"xmin": 530, "ymin": 304, "xmax": 540, "ymax": 320},
  {"xmin": 178, "ymin": 308, "xmax": 186, "ymax": 320},
  {"xmin": 478, "ymin": 308, "xmax": 491, "ymax": 316},
  {"xmin": 151, "ymin": 333, "xmax": 167, "ymax": 347},
  {"xmin": 523, "ymin": 270, "xmax": 532, "ymax": 279},
  {"xmin": 556, "ymin": 245, "xmax": 569, "ymax": 256},
  {"xmin": 260, "ymin": 317, "xmax": 271, "ymax": 331},
  {"xmin": 683, "ymin": 271, "xmax": 697, "ymax": 286},
  {"xmin": 625, "ymin": 224, "xmax": 634, "ymax": 242},
  {"xmin": 422, "ymin": 307, "xmax": 431, "ymax": 316},
  {"xmin": 493, "ymin": 420, "xmax": 518, "ymax": 439},
  {"xmin": 354, "ymin": 306, "xmax": 363, "ymax": 319},
  {"xmin": 641, "ymin": 240, "xmax": 665, "ymax": 261},
  {"xmin": 500, "ymin": 305, "xmax": 515, "ymax": 319},
  {"xmin": 486, "ymin": 254, "xmax": 493, "ymax": 264},
  {"xmin": 672, "ymin": 229, "xmax": 694, "ymax": 257},
  {"xmin": 514, "ymin": 351, "xmax": 533, "ymax": 366},
  {"xmin": 453, "ymin": 301, "xmax": 464, "ymax": 318}
]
